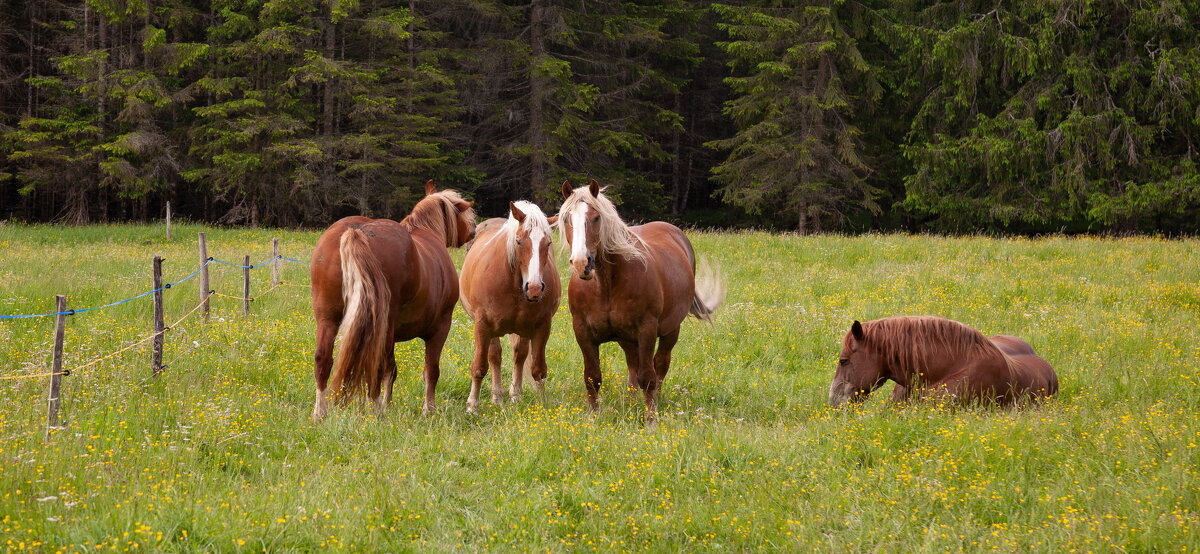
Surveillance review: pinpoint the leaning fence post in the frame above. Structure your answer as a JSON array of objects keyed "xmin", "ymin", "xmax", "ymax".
[
  {"xmin": 271, "ymin": 238, "xmax": 280, "ymax": 287},
  {"xmin": 45, "ymin": 295, "xmax": 67, "ymax": 439},
  {"xmin": 152, "ymin": 255, "xmax": 165, "ymax": 376},
  {"xmin": 198, "ymin": 232, "xmax": 210, "ymax": 319},
  {"xmin": 243, "ymin": 255, "xmax": 251, "ymax": 316}
]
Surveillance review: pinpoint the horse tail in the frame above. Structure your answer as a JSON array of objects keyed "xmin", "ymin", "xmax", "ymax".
[
  {"xmin": 328, "ymin": 228, "xmax": 393, "ymax": 402},
  {"xmin": 690, "ymin": 256, "xmax": 726, "ymax": 324}
]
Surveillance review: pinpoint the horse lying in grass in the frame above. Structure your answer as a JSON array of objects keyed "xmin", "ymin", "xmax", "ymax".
[
  {"xmin": 310, "ymin": 180, "xmax": 475, "ymax": 419},
  {"xmin": 459, "ymin": 201, "xmax": 560, "ymax": 414},
  {"xmin": 829, "ymin": 316, "xmax": 1058, "ymax": 407},
  {"xmin": 558, "ymin": 179, "xmax": 725, "ymax": 423}
]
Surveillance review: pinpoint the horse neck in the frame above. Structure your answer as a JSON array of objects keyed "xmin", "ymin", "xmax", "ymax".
[
  {"xmin": 592, "ymin": 249, "xmax": 642, "ymax": 293},
  {"xmin": 401, "ymin": 199, "xmax": 452, "ymax": 247},
  {"xmin": 881, "ymin": 341, "xmax": 1006, "ymax": 388}
]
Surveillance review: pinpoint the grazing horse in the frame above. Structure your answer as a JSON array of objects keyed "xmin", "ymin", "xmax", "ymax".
[
  {"xmin": 310, "ymin": 180, "xmax": 475, "ymax": 419},
  {"xmin": 558, "ymin": 180, "xmax": 725, "ymax": 422},
  {"xmin": 829, "ymin": 316, "xmax": 1058, "ymax": 407},
  {"xmin": 459, "ymin": 201, "xmax": 561, "ymax": 414}
]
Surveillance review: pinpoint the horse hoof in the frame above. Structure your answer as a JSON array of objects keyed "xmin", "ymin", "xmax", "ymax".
[{"xmin": 466, "ymin": 404, "xmax": 478, "ymax": 416}]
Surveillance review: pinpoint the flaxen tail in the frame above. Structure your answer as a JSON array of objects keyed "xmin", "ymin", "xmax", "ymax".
[
  {"xmin": 690, "ymin": 257, "xmax": 726, "ymax": 324},
  {"xmin": 328, "ymin": 228, "xmax": 393, "ymax": 403}
]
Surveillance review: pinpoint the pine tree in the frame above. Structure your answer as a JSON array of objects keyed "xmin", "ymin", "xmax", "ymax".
[
  {"xmin": 891, "ymin": 0, "xmax": 1200, "ymax": 232},
  {"xmin": 708, "ymin": 1, "xmax": 881, "ymax": 233}
]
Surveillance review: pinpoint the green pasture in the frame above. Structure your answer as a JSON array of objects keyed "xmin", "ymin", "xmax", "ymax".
[{"xmin": 1, "ymin": 223, "xmax": 1197, "ymax": 551}]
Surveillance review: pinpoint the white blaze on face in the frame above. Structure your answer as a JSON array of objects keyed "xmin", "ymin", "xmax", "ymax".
[
  {"xmin": 570, "ymin": 202, "xmax": 590, "ymax": 265},
  {"xmin": 523, "ymin": 227, "xmax": 545, "ymax": 286}
]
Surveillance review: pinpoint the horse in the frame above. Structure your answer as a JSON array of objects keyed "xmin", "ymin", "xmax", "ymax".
[
  {"xmin": 557, "ymin": 179, "xmax": 726, "ymax": 423},
  {"xmin": 828, "ymin": 316, "xmax": 1058, "ymax": 407},
  {"xmin": 459, "ymin": 201, "xmax": 561, "ymax": 414},
  {"xmin": 309, "ymin": 180, "xmax": 475, "ymax": 420}
]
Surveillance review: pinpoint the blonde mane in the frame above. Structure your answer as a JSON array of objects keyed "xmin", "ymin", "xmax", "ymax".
[
  {"xmin": 556, "ymin": 185, "xmax": 647, "ymax": 263},
  {"xmin": 860, "ymin": 316, "xmax": 1004, "ymax": 378},
  {"xmin": 503, "ymin": 201, "xmax": 553, "ymax": 267},
  {"xmin": 402, "ymin": 189, "xmax": 476, "ymax": 246}
]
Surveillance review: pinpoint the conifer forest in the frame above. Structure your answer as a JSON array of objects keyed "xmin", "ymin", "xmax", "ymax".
[{"xmin": 1, "ymin": 1, "xmax": 1198, "ymax": 233}]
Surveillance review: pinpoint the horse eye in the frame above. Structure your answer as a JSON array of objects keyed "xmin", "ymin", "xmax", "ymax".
[
  {"xmin": 516, "ymin": 239, "xmax": 523, "ymax": 246},
  {"xmin": 838, "ymin": 359, "xmax": 849, "ymax": 366}
]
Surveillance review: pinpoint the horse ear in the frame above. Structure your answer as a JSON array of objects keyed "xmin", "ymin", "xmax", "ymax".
[
  {"xmin": 561, "ymin": 180, "xmax": 573, "ymax": 199},
  {"xmin": 456, "ymin": 200, "xmax": 473, "ymax": 213},
  {"xmin": 546, "ymin": 215, "xmax": 559, "ymax": 225},
  {"xmin": 851, "ymin": 320, "xmax": 864, "ymax": 341},
  {"xmin": 588, "ymin": 179, "xmax": 599, "ymax": 197},
  {"xmin": 509, "ymin": 201, "xmax": 526, "ymax": 222},
  {"xmin": 424, "ymin": 179, "xmax": 437, "ymax": 196}
]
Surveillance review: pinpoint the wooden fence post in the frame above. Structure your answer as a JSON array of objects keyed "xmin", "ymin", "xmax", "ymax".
[
  {"xmin": 243, "ymin": 255, "xmax": 251, "ymax": 316},
  {"xmin": 165, "ymin": 202, "xmax": 172, "ymax": 240},
  {"xmin": 271, "ymin": 237, "xmax": 280, "ymax": 287},
  {"xmin": 199, "ymin": 232, "xmax": 210, "ymax": 319},
  {"xmin": 152, "ymin": 255, "xmax": 165, "ymax": 376},
  {"xmin": 45, "ymin": 295, "xmax": 67, "ymax": 438}
]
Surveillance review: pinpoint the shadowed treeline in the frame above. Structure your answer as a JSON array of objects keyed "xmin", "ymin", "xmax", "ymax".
[{"xmin": 2, "ymin": 2, "xmax": 1198, "ymax": 234}]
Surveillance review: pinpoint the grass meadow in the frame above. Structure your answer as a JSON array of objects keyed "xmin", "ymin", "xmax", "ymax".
[{"xmin": 1, "ymin": 222, "xmax": 1198, "ymax": 552}]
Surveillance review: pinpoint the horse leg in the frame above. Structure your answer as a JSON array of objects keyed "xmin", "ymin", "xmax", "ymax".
[
  {"xmin": 634, "ymin": 330, "xmax": 660, "ymax": 426},
  {"xmin": 577, "ymin": 338, "xmax": 603, "ymax": 413},
  {"xmin": 466, "ymin": 323, "xmax": 491, "ymax": 415},
  {"xmin": 653, "ymin": 329, "xmax": 680, "ymax": 381},
  {"xmin": 488, "ymin": 336, "xmax": 504, "ymax": 406},
  {"xmin": 422, "ymin": 320, "xmax": 451, "ymax": 415},
  {"xmin": 526, "ymin": 324, "xmax": 551, "ymax": 402},
  {"xmin": 889, "ymin": 383, "xmax": 911, "ymax": 404},
  {"xmin": 618, "ymin": 340, "xmax": 641, "ymax": 391},
  {"xmin": 311, "ymin": 317, "xmax": 339, "ymax": 421},
  {"xmin": 510, "ymin": 334, "xmax": 529, "ymax": 402},
  {"xmin": 375, "ymin": 346, "xmax": 397, "ymax": 417}
]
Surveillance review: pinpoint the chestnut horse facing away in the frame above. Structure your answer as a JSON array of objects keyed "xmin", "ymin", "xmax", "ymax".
[
  {"xmin": 829, "ymin": 316, "xmax": 1058, "ymax": 407},
  {"xmin": 459, "ymin": 201, "xmax": 560, "ymax": 414},
  {"xmin": 558, "ymin": 180, "xmax": 726, "ymax": 423},
  {"xmin": 310, "ymin": 181, "xmax": 475, "ymax": 420}
]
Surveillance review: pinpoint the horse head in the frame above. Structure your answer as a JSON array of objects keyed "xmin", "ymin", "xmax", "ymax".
[
  {"xmin": 421, "ymin": 180, "xmax": 476, "ymax": 248},
  {"xmin": 560, "ymin": 179, "xmax": 601, "ymax": 280},
  {"xmin": 829, "ymin": 320, "xmax": 889, "ymax": 407},
  {"xmin": 507, "ymin": 200, "xmax": 556, "ymax": 302}
]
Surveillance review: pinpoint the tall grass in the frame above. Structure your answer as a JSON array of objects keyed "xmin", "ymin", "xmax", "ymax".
[{"xmin": 1, "ymin": 223, "xmax": 1197, "ymax": 551}]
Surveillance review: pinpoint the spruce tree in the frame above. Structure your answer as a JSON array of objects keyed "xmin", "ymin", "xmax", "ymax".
[{"xmin": 709, "ymin": 1, "xmax": 881, "ymax": 233}]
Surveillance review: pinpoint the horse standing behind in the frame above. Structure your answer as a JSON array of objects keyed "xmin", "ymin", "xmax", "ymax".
[
  {"xmin": 557, "ymin": 180, "xmax": 726, "ymax": 423},
  {"xmin": 459, "ymin": 201, "xmax": 561, "ymax": 414},
  {"xmin": 309, "ymin": 181, "xmax": 475, "ymax": 419},
  {"xmin": 829, "ymin": 316, "xmax": 1058, "ymax": 407}
]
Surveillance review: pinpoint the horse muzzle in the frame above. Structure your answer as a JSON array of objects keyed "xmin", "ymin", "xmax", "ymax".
[
  {"xmin": 828, "ymin": 379, "xmax": 868, "ymax": 408},
  {"xmin": 522, "ymin": 281, "xmax": 545, "ymax": 302},
  {"xmin": 571, "ymin": 254, "xmax": 596, "ymax": 280}
]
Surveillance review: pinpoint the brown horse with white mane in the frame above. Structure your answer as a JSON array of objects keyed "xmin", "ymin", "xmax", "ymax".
[
  {"xmin": 829, "ymin": 316, "xmax": 1058, "ymax": 407},
  {"xmin": 558, "ymin": 180, "xmax": 725, "ymax": 423},
  {"xmin": 310, "ymin": 181, "xmax": 475, "ymax": 419},
  {"xmin": 459, "ymin": 201, "xmax": 560, "ymax": 414}
]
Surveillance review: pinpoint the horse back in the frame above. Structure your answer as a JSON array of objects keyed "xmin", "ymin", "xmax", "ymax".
[{"xmin": 630, "ymin": 221, "xmax": 697, "ymax": 326}]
